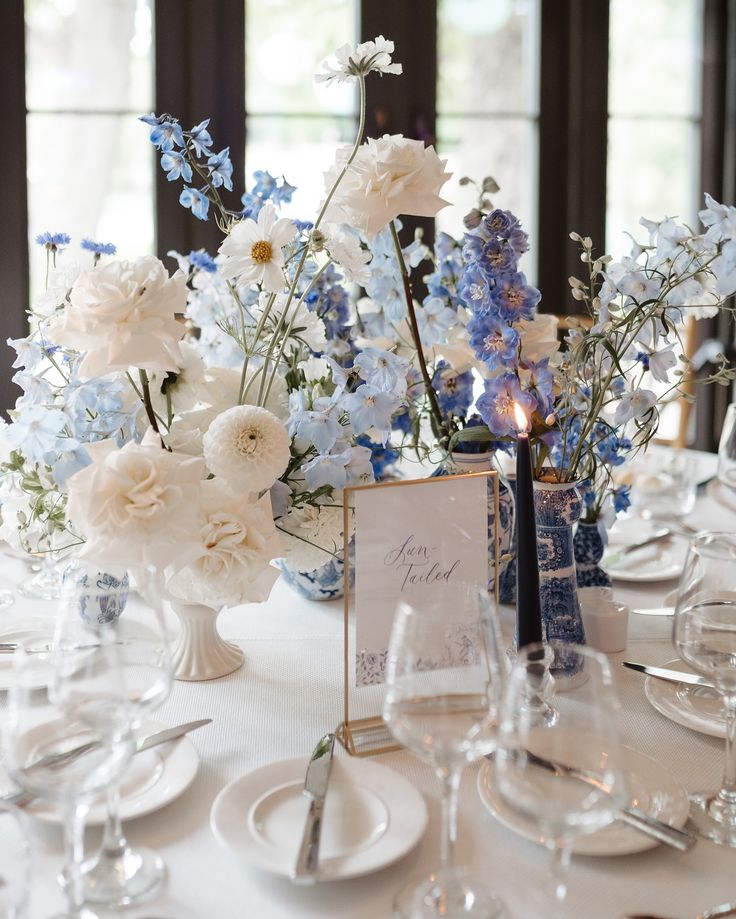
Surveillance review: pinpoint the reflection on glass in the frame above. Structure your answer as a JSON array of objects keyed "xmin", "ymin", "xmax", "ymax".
[{"xmin": 607, "ymin": 0, "xmax": 702, "ymax": 248}]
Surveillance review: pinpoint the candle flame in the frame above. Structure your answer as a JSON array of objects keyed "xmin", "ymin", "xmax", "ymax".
[{"xmin": 514, "ymin": 402, "xmax": 529, "ymax": 434}]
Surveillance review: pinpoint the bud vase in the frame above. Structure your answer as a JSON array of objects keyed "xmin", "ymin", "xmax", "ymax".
[
  {"xmin": 533, "ymin": 477, "xmax": 586, "ymax": 678},
  {"xmin": 169, "ymin": 602, "xmax": 244, "ymax": 681},
  {"xmin": 437, "ymin": 451, "xmax": 515, "ymax": 590},
  {"xmin": 574, "ymin": 521, "xmax": 612, "ymax": 588},
  {"xmin": 277, "ymin": 548, "xmax": 351, "ymax": 601}
]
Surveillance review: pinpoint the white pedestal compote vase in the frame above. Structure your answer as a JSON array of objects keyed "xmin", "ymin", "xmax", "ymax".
[{"xmin": 169, "ymin": 601, "xmax": 244, "ymax": 681}]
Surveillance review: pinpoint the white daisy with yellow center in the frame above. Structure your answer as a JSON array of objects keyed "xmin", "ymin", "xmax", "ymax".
[{"xmin": 218, "ymin": 202, "xmax": 296, "ymax": 292}]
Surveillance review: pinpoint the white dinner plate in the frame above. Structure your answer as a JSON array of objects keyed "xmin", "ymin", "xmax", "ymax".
[
  {"xmin": 477, "ymin": 744, "xmax": 689, "ymax": 857},
  {"xmin": 211, "ymin": 755, "xmax": 428, "ymax": 881},
  {"xmin": 645, "ymin": 658, "xmax": 726, "ymax": 739},
  {"xmin": 20, "ymin": 721, "xmax": 200, "ymax": 825},
  {"xmin": 603, "ymin": 547, "xmax": 683, "ymax": 583},
  {"xmin": 0, "ymin": 621, "xmax": 56, "ymax": 691}
]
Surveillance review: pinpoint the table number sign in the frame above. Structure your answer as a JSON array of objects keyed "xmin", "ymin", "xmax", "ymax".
[{"xmin": 337, "ymin": 470, "xmax": 499, "ymax": 756}]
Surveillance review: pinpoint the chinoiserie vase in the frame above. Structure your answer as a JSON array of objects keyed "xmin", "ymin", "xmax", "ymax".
[
  {"xmin": 533, "ymin": 477, "xmax": 587, "ymax": 678},
  {"xmin": 169, "ymin": 601, "xmax": 244, "ymax": 682},
  {"xmin": 62, "ymin": 564, "xmax": 129, "ymax": 625},
  {"xmin": 276, "ymin": 554, "xmax": 347, "ymax": 601},
  {"xmin": 499, "ymin": 475, "xmax": 517, "ymax": 603},
  {"xmin": 574, "ymin": 521, "xmax": 613, "ymax": 589},
  {"xmin": 438, "ymin": 451, "xmax": 515, "ymax": 590}
]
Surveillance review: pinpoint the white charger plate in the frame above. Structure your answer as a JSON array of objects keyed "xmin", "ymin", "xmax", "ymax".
[
  {"xmin": 14, "ymin": 721, "xmax": 200, "ymax": 825},
  {"xmin": 604, "ymin": 547, "xmax": 683, "ymax": 583},
  {"xmin": 477, "ymin": 744, "xmax": 689, "ymax": 857},
  {"xmin": 645, "ymin": 658, "xmax": 726, "ymax": 739},
  {"xmin": 210, "ymin": 755, "xmax": 427, "ymax": 881}
]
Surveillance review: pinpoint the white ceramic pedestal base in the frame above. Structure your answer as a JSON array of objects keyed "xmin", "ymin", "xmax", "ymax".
[{"xmin": 170, "ymin": 602, "xmax": 244, "ymax": 682}]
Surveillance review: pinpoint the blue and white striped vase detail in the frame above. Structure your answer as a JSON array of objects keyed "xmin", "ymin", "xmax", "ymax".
[
  {"xmin": 574, "ymin": 521, "xmax": 613, "ymax": 588},
  {"xmin": 277, "ymin": 550, "xmax": 353, "ymax": 602},
  {"xmin": 533, "ymin": 477, "xmax": 586, "ymax": 677}
]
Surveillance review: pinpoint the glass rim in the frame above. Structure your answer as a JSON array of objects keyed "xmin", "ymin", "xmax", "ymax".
[{"xmin": 686, "ymin": 531, "xmax": 736, "ymax": 559}]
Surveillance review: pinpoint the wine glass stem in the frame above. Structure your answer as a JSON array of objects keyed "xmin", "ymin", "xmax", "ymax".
[
  {"xmin": 63, "ymin": 800, "xmax": 89, "ymax": 914},
  {"xmin": 550, "ymin": 842, "xmax": 571, "ymax": 902},
  {"xmin": 717, "ymin": 693, "xmax": 736, "ymax": 813},
  {"xmin": 101, "ymin": 782, "xmax": 126, "ymax": 856},
  {"xmin": 437, "ymin": 766, "xmax": 461, "ymax": 876}
]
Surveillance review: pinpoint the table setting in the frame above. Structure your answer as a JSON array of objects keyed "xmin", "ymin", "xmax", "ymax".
[{"xmin": 3, "ymin": 31, "xmax": 736, "ymax": 919}]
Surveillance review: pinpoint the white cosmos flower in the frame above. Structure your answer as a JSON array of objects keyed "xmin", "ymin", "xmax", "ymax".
[
  {"xmin": 323, "ymin": 134, "xmax": 451, "ymax": 238},
  {"xmin": 169, "ymin": 483, "xmax": 282, "ymax": 607},
  {"xmin": 47, "ymin": 256, "xmax": 187, "ymax": 381},
  {"xmin": 315, "ymin": 35, "xmax": 402, "ymax": 84},
  {"xmin": 280, "ymin": 504, "xmax": 354, "ymax": 572},
  {"xmin": 319, "ymin": 223, "xmax": 372, "ymax": 284},
  {"xmin": 202, "ymin": 404, "xmax": 291, "ymax": 492},
  {"xmin": 613, "ymin": 388, "xmax": 658, "ymax": 426},
  {"xmin": 218, "ymin": 203, "xmax": 296, "ymax": 292}
]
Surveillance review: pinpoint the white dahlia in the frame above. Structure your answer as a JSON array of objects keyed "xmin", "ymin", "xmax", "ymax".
[{"xmin": 202, "ymin": 404, "xmax": 291, "ymax": 493}]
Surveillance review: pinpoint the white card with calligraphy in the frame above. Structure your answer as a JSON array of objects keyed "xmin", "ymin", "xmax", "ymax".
[{"xmin": 351, "ymin": 473, "xmax": 492, "ymax": 687}]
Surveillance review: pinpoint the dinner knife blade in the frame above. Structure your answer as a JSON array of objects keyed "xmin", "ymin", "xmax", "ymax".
[
  {"xmin": 291, "ymin": 733, "xmax": 336, "ymax": 884},
  {"xmin": 631, "ymin": 607, "xmax": 675, "ymax": 616},
  {"xmin": 605, "ymin": 528, "xmax": 672, "ymax": 567},
  {"xmin": 135, "ymin": 718, "xmax": 212, "ymax": 753},
  {"xmin": 623, "ymin": 661, "xmax": 716, "ymax": 689}
]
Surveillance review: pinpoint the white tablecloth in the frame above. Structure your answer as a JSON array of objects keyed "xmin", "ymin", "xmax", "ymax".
[{"xmin": 4, "ymin": 476, "xmax": 736, "ymax": 919}]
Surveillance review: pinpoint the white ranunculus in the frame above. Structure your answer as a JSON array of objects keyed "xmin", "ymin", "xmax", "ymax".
[
  {"xmin": 202, "ymin": 404, "xmax": 291, "ymax": 492},
  {"xmin": 168, "ymin": 483, "xmax": 282, "ymax": 608},
  {"xmin": 280, "ymin": 503, "xmax": 354, "ymax": 571},
  {"xmin": 517, "ymin": 314, "xmax": 560, "ymax": 364},
  {"xmin": 65, "ymin": 429, "xmax": 205, "ymax": 570},
  {"xmin": 323, "ymin": 134, "xmax": 451, "ymax": 238},
  {"xmin": 47, "ymin": 256, "xmax": 187, "ymax": 381}
]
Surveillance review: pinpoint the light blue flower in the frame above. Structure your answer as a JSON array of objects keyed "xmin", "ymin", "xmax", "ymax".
[
  {"xmin": 431, "ymin": 360, "xmax": 474, "ymax": 418},
  {"xmin": 8, "ymin": 338, "xmax": 47, "ymax": 372},
  {"xmin": 35, "ymin": 232, "xmax": 70, "ymax": 250},
  {"xmin": 289, "ymin": 410, "xmax": 342, "ymax": 454},
  {"xmin": 139, "ymin": 114, "xmax": 184, "ymax": 151},
  {"xmin": 186, "ymin": 249, "xmax": 217, "ymax": 273},
  {"xmin": 161, "ymin": 150, "xmax": 193, "ymax": 183},
  {"xmin": 179, "ymin": 187, "xmax": 210, "ymax": 221},
  {"xmin": 5, "ymin": 405, "xmax": 69, "ymax": 463},
  {"xmin": 467, "ymin": 314, "xmax": 520, "ymax": 370},
  {"xmin": 81, "ymin": 238, "xmax": 116, "ymax": 256},
  {"xmin": 342, "ymin": 384, "xmax": 399, "ymax": 437},
  {"xmin": 207, "ymin": 148, "xmax": 233, "ymax": 191},
  {"xmin": 271, "ymin": 178, "xmax": 297, "ymax": 207},
  {"xmin": 416, "ymin": 297, "xmax": 456, "ymax": 345},
  {"xmin": 187, "ymin": 119, "xmax": 213, "ymax": 157},
  {"xmin": 342, "ymin": 445, "xmax": 375, "ymax": 484},
  {"xmin": 353, "ymin": 348, "xmax": 409, "ymax": 394},
  {"xmin": 50, "ymin": 444, "xmax": 92, "ymax": 486},
  {"xmin": 302, "ymin": 451, "xmax": 350, "ymax": 490},
  {"xmin": 491, "ymin": 272, "xmax": 540, "ymax": 322},
  {"xmin": 476, "ymin": 374, "xmax": 536, "ymax": 438}
]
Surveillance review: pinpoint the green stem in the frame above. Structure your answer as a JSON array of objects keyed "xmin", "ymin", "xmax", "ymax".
[{"xmin": 139, "ymin": 369, "xmax": 168, "ymax": 450}]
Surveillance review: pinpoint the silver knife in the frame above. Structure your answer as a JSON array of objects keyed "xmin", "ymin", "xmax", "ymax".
[
  {"xmin": 1, "ymin": 718, "xmax": 212, "ymax": 806},
  {"xmin": 291, "ymin": 733, "xmax": 336, "ymax": 884},
  {"xmin": 631, "ymin": 607, "xmax": 675, "ymax": 616},
  {"xmin": 520, "ymin": 749, "xmax": 696, "ymax": 851},
  {"xmin": 623, "ymin": 661, "xmax": 716, "ymax": 689},
  {"xmin": 605, "ymin": 528, "xmax": 672, "ymax": 567}
]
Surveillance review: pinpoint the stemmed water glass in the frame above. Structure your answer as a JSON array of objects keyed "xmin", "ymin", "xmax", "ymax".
[
  {"xmin": 2, "ymin": 625, "xmax": 134, "ymax": 919},
  {"xmin": 492, "ymin": 642, "xmax": 628, "ymax": 907},
  {"xmin": 673, "ymin": 531, "xmax": 736, "ymax": 846},
  {"xmin": 58, "ymin": 564, "xmax": 173, "ymax": 906},
  {"xmin": 382, "ymin": 584, "xmax": 507, "ymax": 919},
  {"xmin": 0, "ymin": 801, "xmax": 31, "ymax": 918}
]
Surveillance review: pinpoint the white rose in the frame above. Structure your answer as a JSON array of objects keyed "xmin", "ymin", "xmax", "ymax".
[
  {"xmin": 168, "ymin": 483, "xmax": 282, "ymax": 607},
  {"xmin": 323, "ymin": 134, "xmax": 451, "ymax": 238},
  {"xmin": 47, "ymin": 256, "xmax": 187, "ymax": 381},
  {"xmin": 65, "ymin": 429, "xmax": 205, "ymax": 570},
  {"xmin": 280, "ymin": 503, "xmax": 354, "ymax": 571}
]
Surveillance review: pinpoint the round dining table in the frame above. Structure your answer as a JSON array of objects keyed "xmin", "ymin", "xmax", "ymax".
[{"xmin": 2, "ymin": 458, "xmax": 736, "ymax": 919}]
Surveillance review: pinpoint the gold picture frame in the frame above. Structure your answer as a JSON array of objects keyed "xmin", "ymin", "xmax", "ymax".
[{"xmin": 336, "ymin": 470, "xmax": 500, "ymax": 757}]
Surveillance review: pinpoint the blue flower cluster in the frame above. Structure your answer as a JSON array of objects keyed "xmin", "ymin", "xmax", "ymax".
[{"xmin": 35, "ymin": 232, "xmax": 71, "ymax": 251}]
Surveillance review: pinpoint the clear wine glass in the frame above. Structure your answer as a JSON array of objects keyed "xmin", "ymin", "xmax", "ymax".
[
  {"xmin": 17, "ymin": 551, "xmax": 62, "ymax": 601},
  {"xmin": 2, "ymin": 628, "xmax": 134, "ymax": 919},
  {"xmin": 0, "ymin": 801, "xmax": 31, "ymax": 918},
  {"xmin": 673, "ymin": 531, "xmax": 736, "ymax": 846},
  {"xmin": 382, "ymin": 583, "xmax": 507, "ymax": 919},
  {"xmin": 58, "ymin": 564, "xmax": 173, "ymax": 907},
  {"xmin": 492, "ymin": 642, "xmax": 628, "ymax": 907}
]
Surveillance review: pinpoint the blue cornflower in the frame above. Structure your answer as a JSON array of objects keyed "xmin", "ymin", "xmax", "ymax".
[
  {"xmin": 179, "ymin": 187, "xmax": 210, "ymax": 221},
  {"xmin": 479, "ymin": 238, "xmax": 518, "ymax": 278},
  {"xmin": 187, "ymin": 249, "xmax": 217, "ymax": 273},
  {"xmin": 139, "ymin": 113, "xmax": 184, "ymax": 151},
  {"xmin": 207, "ymin": 148, "xmax": 233, "ymax": 191},
  {"xmin": 613, "ymin": 485, "xmax": 632, "ymax": 514},
  {"xmin": 271, "ymin": 178, "xmax": 297, "ymax": 207},
  {"xmin": 81, "ymin": 238, "xmax": 116, "ymax": 256},
  {"xmin": 483, "ymin": 209, "xmax": 519, "ymax": 238},
  {"xmin": 187, "ymin": 119, "xmax": 213, "ymax": 157},
  {"xmin": 160, "ymin": 150, "xmax": 193, "ymax": 183},
  {"xmin": 35, "ymin": 232, "xmax": 71, "ymax": 250},
  {"xmin": 476, "ymin": 373, "xmax": 536, "ymax": 438},
  {"xmin": 467, "ymin": 314, "xmax": 520, "ymax": 370},
  {"xmin": 431, "ymin": 360, "xmax": 474, "ymax": 419},
  {"xmin": 491, "ymin": 272, "xmax": 541, "ymax": 322}
]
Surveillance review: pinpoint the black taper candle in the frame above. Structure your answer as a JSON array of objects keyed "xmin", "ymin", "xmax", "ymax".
[{"xmin": 515, "ymin": 429, "xmax": 543, "ymax": 647}]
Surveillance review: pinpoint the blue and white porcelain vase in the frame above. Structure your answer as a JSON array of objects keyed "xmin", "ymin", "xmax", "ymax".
[
  {"xmin": 499, "ymin": 475, "xmax": 517, "ymax": 603},
  {"xmin": 437, "ymin": 451, "xmax": 515, "ymax": 590},
  {"xmin": 574, "ymin": 521, "xmax": 612, "ymax": 588},
  {"xmin": 277, "ymin": 551, "xmax": 350, "ymax": 601},
  {"xmin": 62, "ymin": 564, "xmax": 129, "ymax": 625},
  {"xmin": 533, "ymin": 477, "xmax": 586, "ymax": 675}
]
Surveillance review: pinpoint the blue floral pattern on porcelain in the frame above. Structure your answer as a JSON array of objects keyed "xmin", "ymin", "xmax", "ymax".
[
  {"xmin": 277, "ymin": 552, "xmax": 353, "ymax": 601},
  {"xmin": 533, "ymin": 479, "xmax": 586, "ymax": 675},
  {"xmin": 574, "ymin": 521, "xmax": 613, "ymax": 588},
  {"xmin": 63, "ymin": 566, "xmax": 130, "ymax": 625}
]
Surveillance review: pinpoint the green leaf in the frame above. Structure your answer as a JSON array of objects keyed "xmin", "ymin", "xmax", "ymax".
[{"xmin": 448, "ymin": 424, "xmax": 493, "ymax": 452}]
